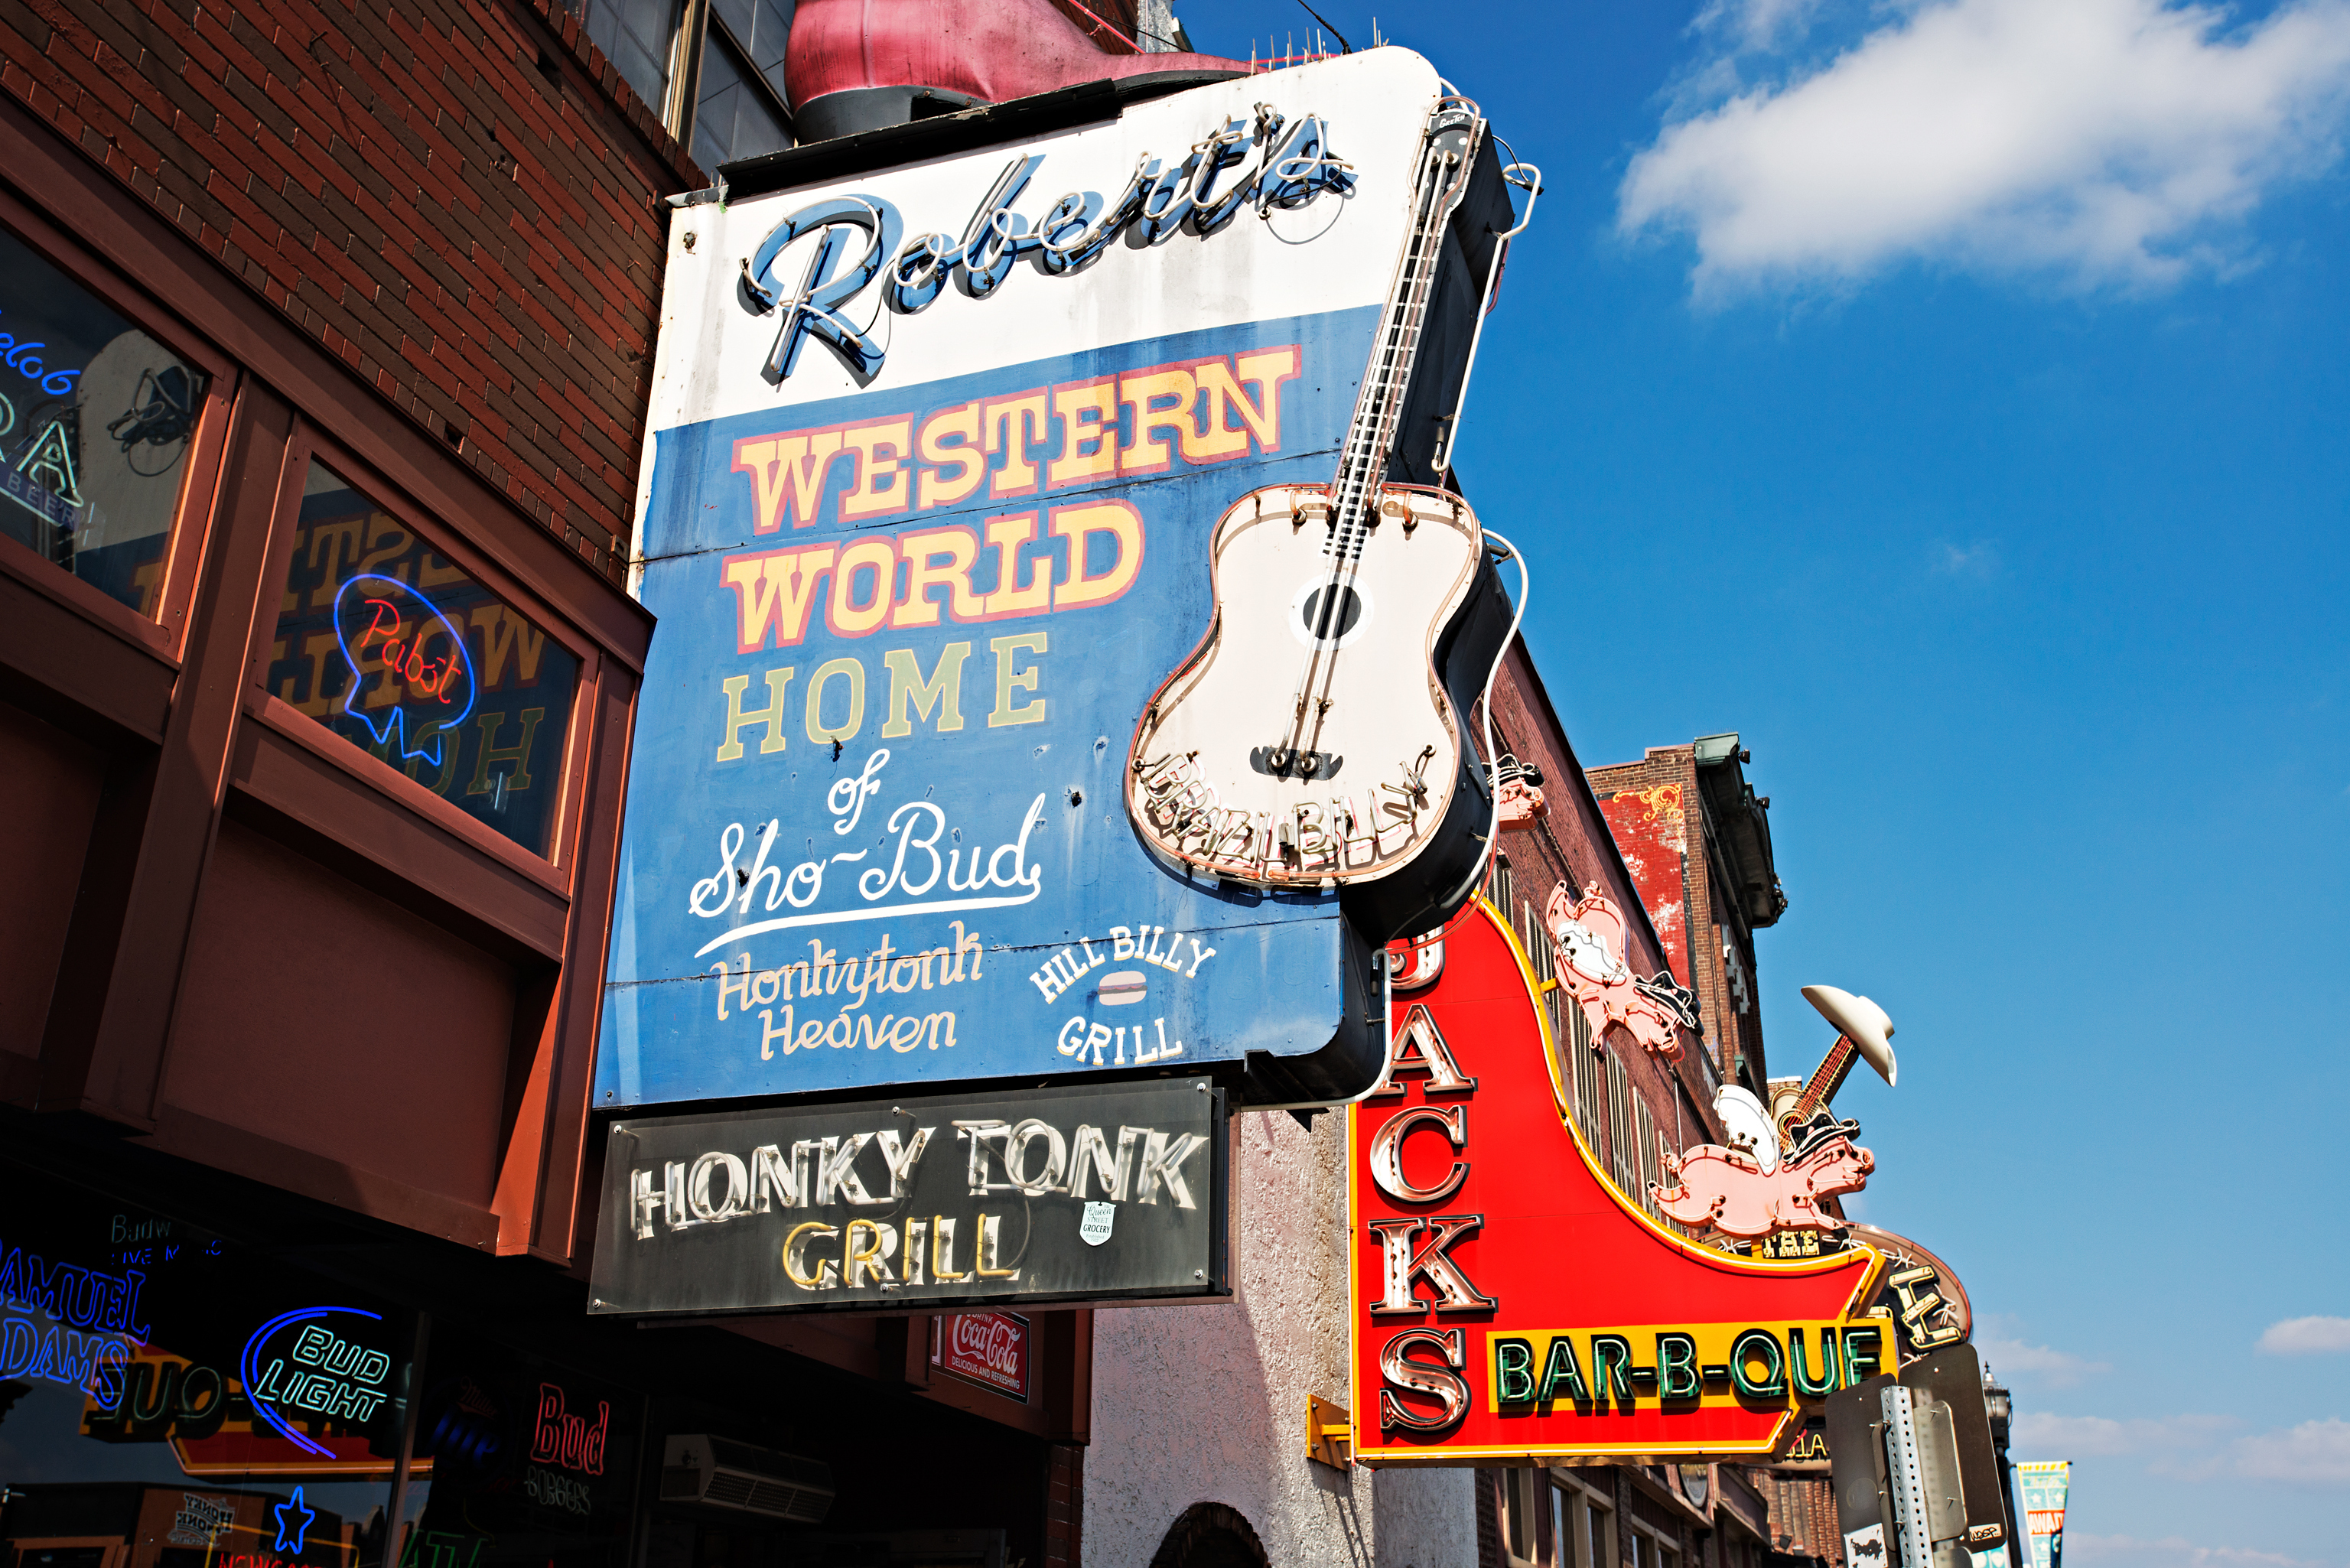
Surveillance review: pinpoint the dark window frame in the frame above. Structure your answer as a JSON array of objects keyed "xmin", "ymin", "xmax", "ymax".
[
  {"xmin": 246, "ymin": 422, "xmax": 604, "ymax": 880},
  {"xmin": 0, "ymin": 184, "xmax": 241, "ymax": 661},
  {"xmin": 681, "ymin": 0, "xmax": 795, "ymax": 162}
]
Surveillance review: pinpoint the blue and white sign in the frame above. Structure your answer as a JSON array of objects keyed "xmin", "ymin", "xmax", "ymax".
[{"xmin": 600, "ymin": 51, "xmax": 1452, "ymax": 1106}]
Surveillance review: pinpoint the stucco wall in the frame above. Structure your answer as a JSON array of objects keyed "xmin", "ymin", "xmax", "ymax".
[{"xmin": 1085, "ymin": 1108, "xmax": 1479, "ymax": 1566}]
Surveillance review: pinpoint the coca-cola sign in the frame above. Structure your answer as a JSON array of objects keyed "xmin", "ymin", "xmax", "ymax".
[{"xmin": 932, "ymin": 1311, "xmax": 1029, "ymax": 1402}]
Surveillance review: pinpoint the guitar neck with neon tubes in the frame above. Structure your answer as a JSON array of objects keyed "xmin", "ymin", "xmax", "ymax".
[
  {"xmin": 1771, "ymin": 984, "xmax": 1899, "ymax": 1150},
  {"xmin": 1125, "ymin": 94, "xmax": 1515, "ymax": 940}
]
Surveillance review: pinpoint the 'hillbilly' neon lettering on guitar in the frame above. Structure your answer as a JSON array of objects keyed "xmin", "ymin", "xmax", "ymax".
[{"xmin": 1125, "ymin": 97, "xmax": 1494, "ymax": 919}]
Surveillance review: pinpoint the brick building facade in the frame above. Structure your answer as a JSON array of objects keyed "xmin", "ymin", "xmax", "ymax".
[
  {"xmin": 1466, "ymin": 691, "xmax": 1802, "ymax": 1568},
  {"xmin": 3, "ymin": 0, "xmax": 698, "ymax": 573},
  {"xmin": 1587, "ymin": 736, "xmax": 1786, "ymax": 1101},
  {"xmin": 0, "ymin": 0, "xmax": 1086, "ymax": 1560},
  {"xmin": 1587, "ymin": 737, "xmax": 1844, "ymax": 1568}
]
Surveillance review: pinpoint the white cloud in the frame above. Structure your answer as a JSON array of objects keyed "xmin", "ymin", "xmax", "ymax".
[
  {"xmin": 2013, "ymin": 1410, "xmax": 2235, "ymax": 1456},
  {"xmin": 2229, "ymin": 1417, "xmax": 2350, "ymax": 1484},
  {"xmin": 1935, "ymin": 539, "xmax": 2003, "ymax": 578},
  {"xmin": 1697, "ymin": 0, "xmax": 1827, "ymax": 51},
  {"xmin": 2068, "ymin": 1536, "xmax": 2321, "ymax": 1568},
  {"xmin": 2257, "ymin": 1315, "xmax": 2350, "ymax": 1354},
  {"xmin": 1974, "ymin": 1330, "xmax": 2109, "ymax": 1386},
  {"xmin": 1619, "ymin": 0, "xmax": 2350, "ymax": 294},
  {"xmin": 2020, "ymin": 1410, "xmax": 2350, "ymax": 1485}
]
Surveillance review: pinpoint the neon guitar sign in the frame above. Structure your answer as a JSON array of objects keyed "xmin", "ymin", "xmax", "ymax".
[{"xmin": 1124, "ymin": 96, "xmax": 1514, "ymax": 941}]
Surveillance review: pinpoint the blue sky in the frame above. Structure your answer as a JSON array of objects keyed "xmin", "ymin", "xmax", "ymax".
[{"xmin": 1170, "ymin": 0, "xmax": 2350, "ymax": 1560}]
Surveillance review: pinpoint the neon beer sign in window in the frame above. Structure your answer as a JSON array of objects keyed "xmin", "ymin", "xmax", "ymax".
[
  {"xmin": 0, "ymin": 223, "xmax": 208, "ymax": 619},
  {"xmin": 239, "ymin": 1305, "xmax": 393, "ymax": 1456},
  {"xmin": 268, "ymin": 459, "xmax": 579, "ymax": 855},
  {"xmin": 334, "ymin": 575, "xmax": 477, "ymax": 765},
  {"xmin": 530, "ymin": 1381, "xmax": 610, "ymax": 1475}
]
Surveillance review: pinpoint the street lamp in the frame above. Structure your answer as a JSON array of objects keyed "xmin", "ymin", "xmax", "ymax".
[
  {"xmin": 1984, "ymin": 1378, "xmax": 2011, "ymax": 1442},
  {"xmin": 1983, "ymin": 1365, "xmax": 2022, "ymax": 1568}
]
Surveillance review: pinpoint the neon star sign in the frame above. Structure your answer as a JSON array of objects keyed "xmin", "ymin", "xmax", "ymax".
[{"xmin": 272, "ymin": 1487, "xmax": 315, "ymax": 1554}]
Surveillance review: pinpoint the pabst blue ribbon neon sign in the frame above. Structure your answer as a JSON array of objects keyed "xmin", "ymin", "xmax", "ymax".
[
  {"xmin": 740, "ymin": 107, "xmax": 1353, "ymax": 385},
  {"xmin": 330, "ymin": 576, "xmax": 477, "ymax": 768}
]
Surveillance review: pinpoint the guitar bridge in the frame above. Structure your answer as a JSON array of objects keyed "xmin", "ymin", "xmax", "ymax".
[{"xmin": 1250, "ymin": 746, "xmax": 1343, "ymax": 779}]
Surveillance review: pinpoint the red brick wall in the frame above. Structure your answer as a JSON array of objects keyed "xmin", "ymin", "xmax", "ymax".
[
  {"xmin": 1590, "ymin": 748, "xmax": 1774, "ymax": 1095},
  {"xmin": 0, "ymin": 0, "xmax": 702, "ymax": 576},
  {"xmin": 1594, "ymin": 756, "xmax": 1697, "ymax": 989},
  {"xmin": 1045, "ymin": 1441, "xmax": 1082, "ymax": 1567},
  {"xmin": 1486, "ymin": 651, "xmax": 1721, "ymax": 1150},
  {"xmin": 1759, "ymin": 1472, "xmax": 1844, "ymax": 1565}
]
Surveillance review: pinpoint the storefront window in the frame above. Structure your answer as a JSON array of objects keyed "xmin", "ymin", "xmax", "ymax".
[
  {"xmin": 0, "ymin": 224, "xmax": 208, "ymax": 620},
  {"xmin": 0, "ymin": 1169, "xmax": 409, "ymax": 1568},
  {"xmin": 574, "ymin": 0, "xmax": 683, "ymax": 120},
  {"xmin": 399, "ymin": 1326, "xmax": 640, "ymax": 1568},
  {"xmin": 265, "ymin": 460, "xmax": 581, "ymax": 857}
]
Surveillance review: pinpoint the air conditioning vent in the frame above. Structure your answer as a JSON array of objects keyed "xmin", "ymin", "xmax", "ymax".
[{"xmin": 661, "ymin": 1436, "xmax": 835, "ymax": 1524}]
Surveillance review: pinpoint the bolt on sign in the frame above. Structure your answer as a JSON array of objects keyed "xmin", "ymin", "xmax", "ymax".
[
  {"xmin": 589, "ymin": 1078, "xmax": 1227, "ymax": 1315},
  {"xmin": 1349, "ymin": 899, "xmax": 1893, "ymax": 1465},
  {"xmin": 600, "ymin": 48, "xmax": 1512, "ymax": 1109}
]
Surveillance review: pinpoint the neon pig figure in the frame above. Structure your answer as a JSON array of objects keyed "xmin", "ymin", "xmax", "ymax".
[{"xmin": 331, "ymin": 574, "xmax": 477, "ymax": 766}]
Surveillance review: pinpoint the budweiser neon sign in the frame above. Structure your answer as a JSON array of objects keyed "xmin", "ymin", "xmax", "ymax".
[{"xmin": 530, "ymin": 1382, "xmax": 610, "ymax": 1475}]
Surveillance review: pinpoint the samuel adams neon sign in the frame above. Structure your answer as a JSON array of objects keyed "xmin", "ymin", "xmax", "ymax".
[
  {"xmin": 239, "ymin": 1306, "xmax": 390, "ymax": 1456},
  {"xmin": 740, "ymin": 107, "xmax": 1352, "ymax": 385}
]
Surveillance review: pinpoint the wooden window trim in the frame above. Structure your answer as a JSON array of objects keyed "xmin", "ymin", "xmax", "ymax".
[
  {"xmin": 0, "ymin": 184, "xmax": 242, "ymax": 659},
  {"xmin": 240, "ymin": 688, "xmax": 575, "ymax": 916},
  {"xmin": 0, "ymin": 102, "xmax": 656, "ymax": 675},
  {"xmin": 246, "ymin": 422, "xmax": 603, "ymax": 882}
]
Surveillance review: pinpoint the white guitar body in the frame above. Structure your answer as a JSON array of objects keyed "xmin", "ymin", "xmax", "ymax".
[
  {"xmin": 1123, "ymin": 96, "xmax": 1510, "ymax": 942},
  {"xmin": 1128, "ymin": 483, "xmax": 1484, "ymax": 890}
]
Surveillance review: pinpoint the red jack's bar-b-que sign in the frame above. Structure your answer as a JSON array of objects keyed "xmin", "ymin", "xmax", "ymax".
[{"xmin": 1350, "ymin": 899, "xmax": 1889, "ymax": 1465}]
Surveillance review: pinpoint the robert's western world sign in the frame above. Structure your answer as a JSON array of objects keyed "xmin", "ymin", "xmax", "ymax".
[
  {"xmin": 601, "ymin": 50, "xmax": 1468, "ymax": 1107},
  {"xmin": 589, "ymin": 1078, "xmax": 1228, "ymax": 1315}
]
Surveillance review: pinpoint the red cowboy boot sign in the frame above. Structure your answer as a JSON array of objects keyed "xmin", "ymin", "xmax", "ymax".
[{"xmin": 1349, "ymin": 898, "xmax": 1890, "ymax": 1465}]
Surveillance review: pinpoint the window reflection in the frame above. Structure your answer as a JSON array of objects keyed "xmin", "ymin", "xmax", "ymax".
[
  {"xmin": 0, "ymin": 223, "xmax": 207, "ymax": 620},
  {"xmin": 695, "ymin": 0, "xmax": 793, "ymax": 168},
  {"xmin": 692, "ymin": 31, "xmax": 790, "ymax": 169},
  {"xmin": 265, "ymin": 460, "xmax": 580, "ymax": 857},
  {"xmin": 399, "ymin": 1326, "xmax": 639, "ymax": 1568},
  {"xmin": 576, "ymin": 0, "xmax": 684, "ymax": 119},
  {"xmin": 0, "ymin": 1170, "xmax": 404, "ymax": 1568}
]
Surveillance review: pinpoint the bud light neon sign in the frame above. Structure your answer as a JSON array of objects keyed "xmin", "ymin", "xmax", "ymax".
[{"xmin": 239, "ymin": 1306, "xmax": 391, "ymax": 1457}]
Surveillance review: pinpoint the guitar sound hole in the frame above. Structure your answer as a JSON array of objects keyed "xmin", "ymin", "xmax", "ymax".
[{"xmin": 1300, "ymin": 585, "xmax": 1363, "ymax": 641}]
